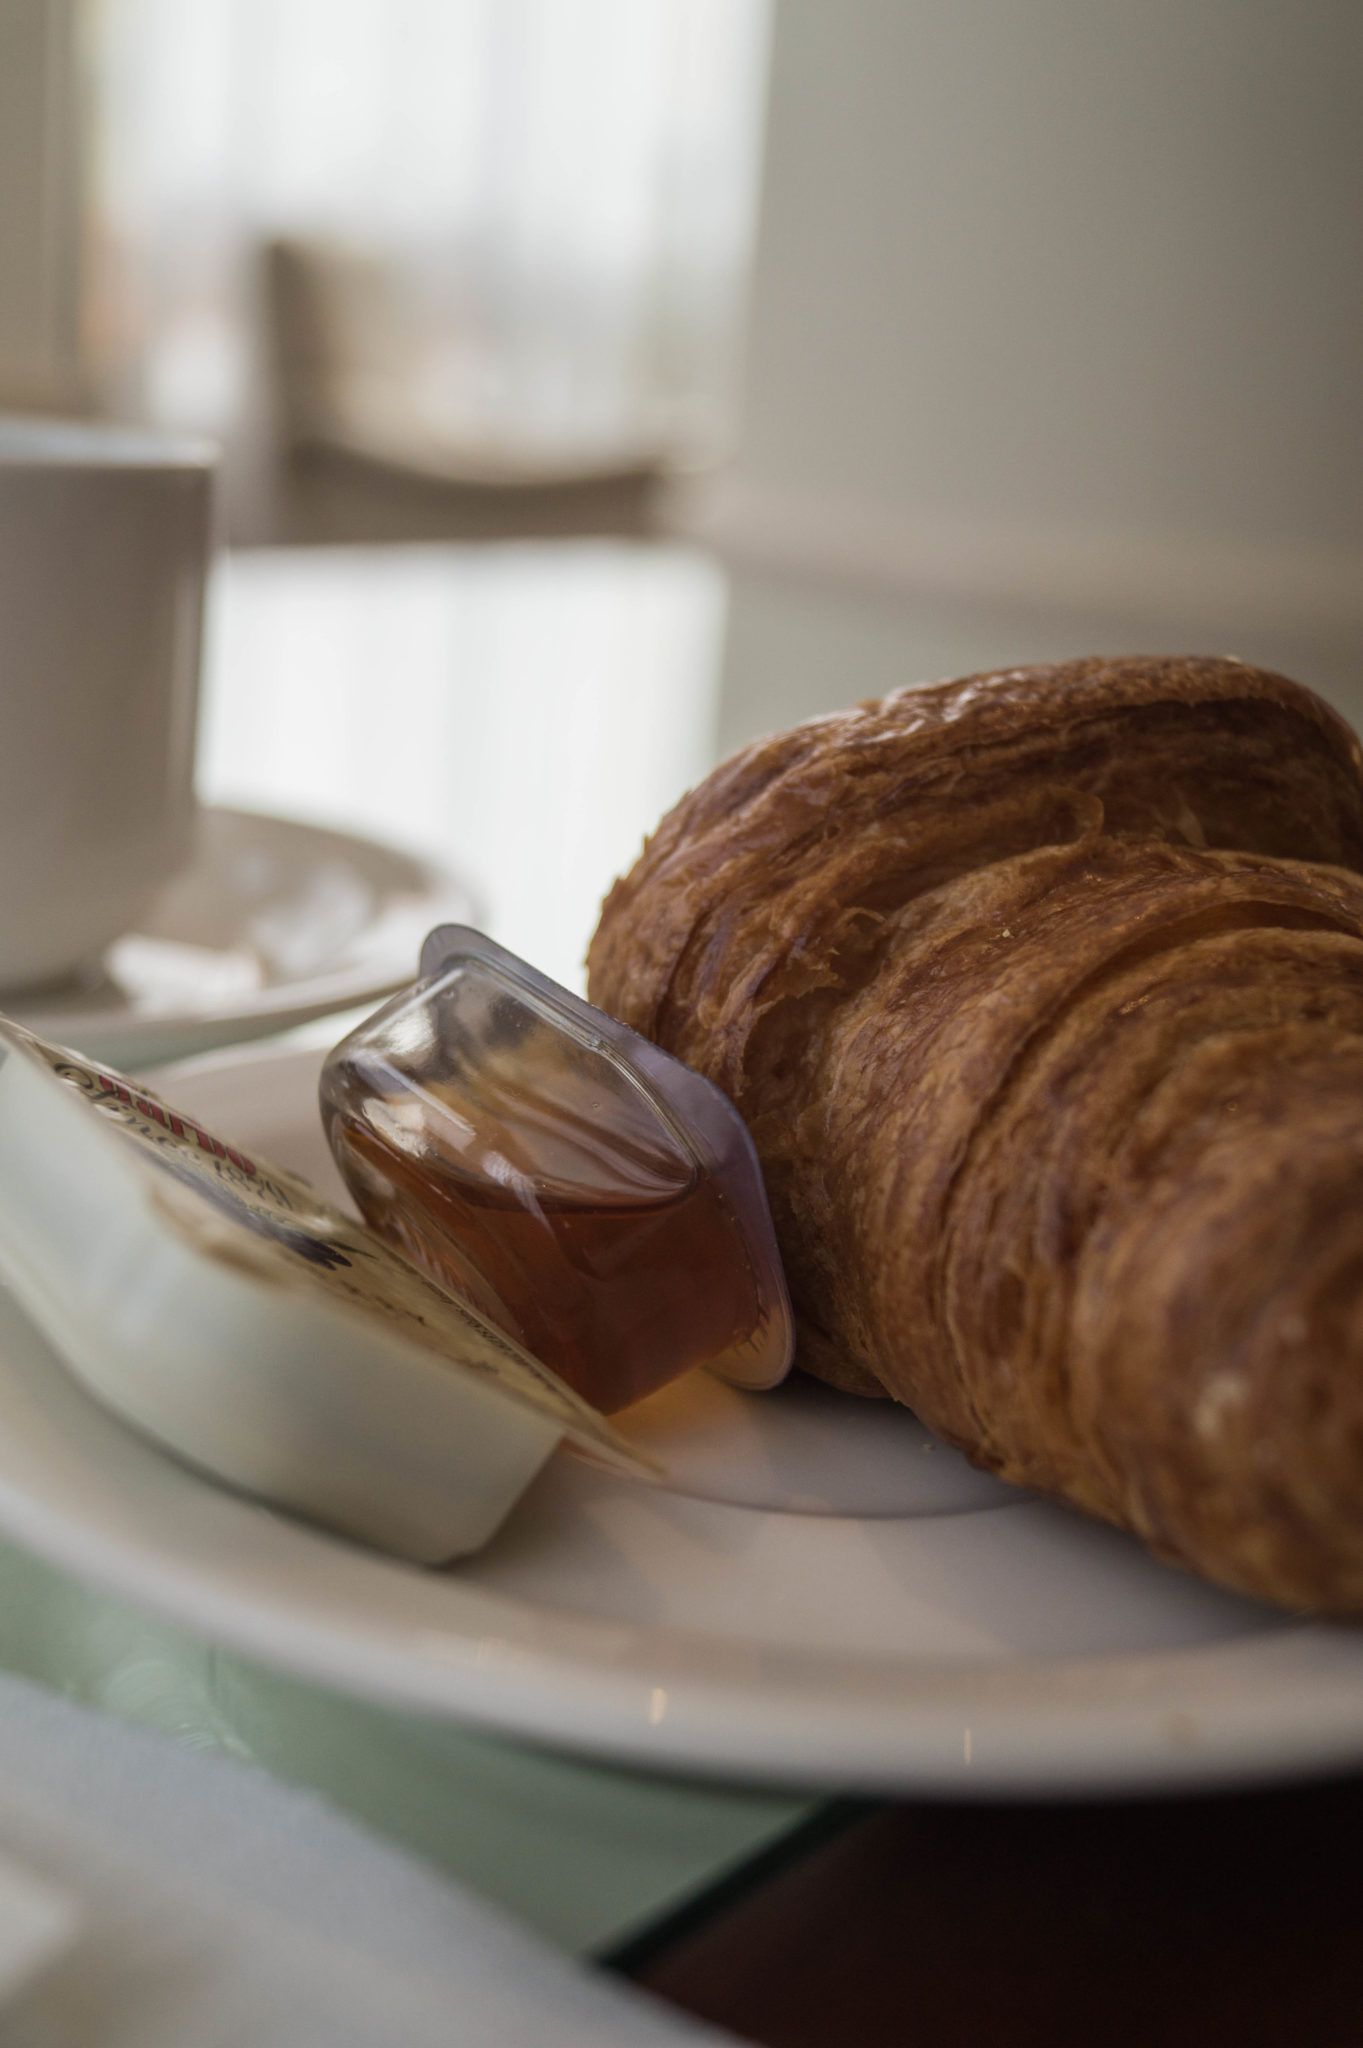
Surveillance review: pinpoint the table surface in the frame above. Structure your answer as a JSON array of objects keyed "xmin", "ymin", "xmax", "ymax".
[
  {"xmin": 8, "ymin": 535, "xmax": 1363, "ymax": 2034},
  {"xmin": 625, "ymin": 1771, "xmax": 1363, "ymax": 2047}
]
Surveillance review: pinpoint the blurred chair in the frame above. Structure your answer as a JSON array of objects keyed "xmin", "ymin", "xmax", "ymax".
[{"xmin": 264, "ymin": 238, "xmax": 671, "ymax": 543}]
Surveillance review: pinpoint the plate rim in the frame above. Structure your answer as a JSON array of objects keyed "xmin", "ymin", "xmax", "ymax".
[{"xmin": 1, "ymin": 1426, "xmax": 1362, "ymax": 1799}]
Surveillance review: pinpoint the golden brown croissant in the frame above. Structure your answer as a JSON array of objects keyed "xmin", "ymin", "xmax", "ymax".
[{"xmin": 587, "ymin": 655, "xmax": 1363, "ymax": 1612}]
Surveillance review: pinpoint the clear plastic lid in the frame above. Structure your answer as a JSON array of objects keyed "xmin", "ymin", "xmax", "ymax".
[{"xmin": 320, "ymin": 926, "xmax": 794, "ymax": 1414}]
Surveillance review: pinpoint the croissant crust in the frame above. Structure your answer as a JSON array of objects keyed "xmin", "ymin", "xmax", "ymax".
[{"xmin": 587, "ymin": 656, "xmax": 1363, "ymax": 1612}]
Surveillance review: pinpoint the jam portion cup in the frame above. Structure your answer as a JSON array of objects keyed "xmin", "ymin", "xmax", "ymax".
[{"xmin": 321, "ymin": 927, "xmax": 793, "ymax": 1414}]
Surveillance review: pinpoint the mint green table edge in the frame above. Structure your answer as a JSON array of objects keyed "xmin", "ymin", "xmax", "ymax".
[{"xmin": 0, "ymin": 1533, "xmax": 817, "ymax": 1953}]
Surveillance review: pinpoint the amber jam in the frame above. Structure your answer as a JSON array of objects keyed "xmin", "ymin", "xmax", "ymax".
[{"xmin": 320, "ymin": 957, "xmax": 779, "ymax": 1414}]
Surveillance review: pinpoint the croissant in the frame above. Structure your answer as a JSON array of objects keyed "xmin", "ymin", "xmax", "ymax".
[{"xmin": 587, "ymin": 655, "xmax": 1363, "ymax": 1613}]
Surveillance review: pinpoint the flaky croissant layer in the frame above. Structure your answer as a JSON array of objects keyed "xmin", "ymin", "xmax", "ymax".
[{"xmin": 587, "ymin": 656, "xmax": 1363, "ymax": 1612}]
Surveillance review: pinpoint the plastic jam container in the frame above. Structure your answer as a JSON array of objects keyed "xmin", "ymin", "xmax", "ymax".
[{"xmin": 320, "ymin": 926, "xmax": 794, "ymax": 1415}]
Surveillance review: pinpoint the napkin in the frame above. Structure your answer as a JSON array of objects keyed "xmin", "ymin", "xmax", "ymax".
[{"xmin": 0, "ymin": 1667, "xmax": 736, "ymax": 2046}]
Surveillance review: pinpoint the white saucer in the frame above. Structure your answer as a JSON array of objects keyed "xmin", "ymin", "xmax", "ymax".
[
  {"xmin": 1, "ymin": 1042, "xmax": 1362, "ymax": 1798},
  {"xmin": 4, "ymin": 808, "xmax": 476, "ymax": 1069}
]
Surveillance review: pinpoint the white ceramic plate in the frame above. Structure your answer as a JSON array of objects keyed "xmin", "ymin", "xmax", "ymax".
[
  {"xmin": 5, "ymin": 808, "xmax": 476, "ymax": 1069},
  {"xmin": 1, "ymin": 1043, "xmax": 1362, "ymax": 1798}
]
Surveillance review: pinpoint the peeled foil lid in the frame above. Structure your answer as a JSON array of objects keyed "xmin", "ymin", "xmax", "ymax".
[{"xmin": 0, "ymin": 1018, "xmax": 654, "ymax": 1478}]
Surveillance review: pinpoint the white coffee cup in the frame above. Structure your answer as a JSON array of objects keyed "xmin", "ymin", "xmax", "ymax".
[{"xmin": 0, "ymin": 418, "xmax": 215, "ymax": 990}]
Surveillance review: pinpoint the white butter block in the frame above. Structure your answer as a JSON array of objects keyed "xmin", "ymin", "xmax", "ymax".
[{"xmin": 0, "ymin": 1021, "xmax": 652, "ymax": 1564}]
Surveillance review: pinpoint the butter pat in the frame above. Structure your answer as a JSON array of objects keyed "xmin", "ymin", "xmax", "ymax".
[{"xmin": 0, "ymin": 1019, "xmax": 653, "ymax": 1563}]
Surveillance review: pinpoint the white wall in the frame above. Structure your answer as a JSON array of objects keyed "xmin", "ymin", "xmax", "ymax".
[{"xmin": 694, "ymin": 0, "xmax": 1363, "ymax": 739}]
